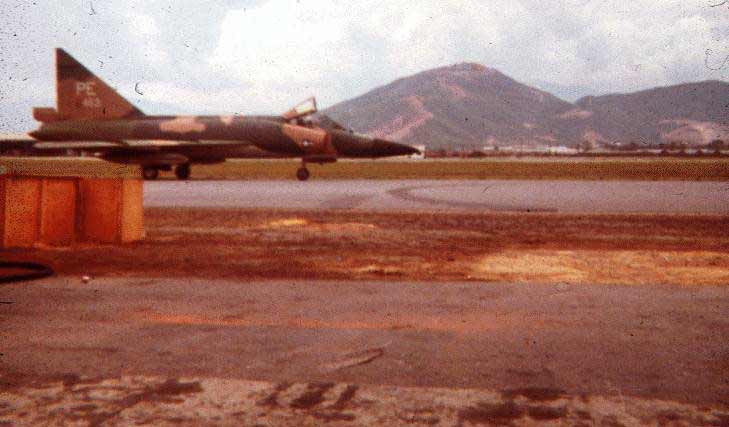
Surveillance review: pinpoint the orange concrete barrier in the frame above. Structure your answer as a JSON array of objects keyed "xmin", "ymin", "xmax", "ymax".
[
  {"xmin": 0, "ymin": 158, "xmax": 143, "ymax": 248},
  {"xmin": 79, "ymin": 178, "xmax": 144, "ymax": 243},
  {"xmin": 2, "ymin": 177, "xmax": 42, "ymax": 248},
  {"xmin": 40, "ymin": 178, "xmax": 77, "ymax": 246}
]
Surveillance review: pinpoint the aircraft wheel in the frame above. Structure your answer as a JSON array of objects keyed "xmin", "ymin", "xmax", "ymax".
[
  {"xmin": 296, "ymin": 167, "xmax": 310, "ymax": 181},
  {"xmin": 142, "ymin": 166, "xmax": 159, "ymax": 180},
  {"xmin": 175, "ymin": 163, "xmax": 191, "ymax": 180}
]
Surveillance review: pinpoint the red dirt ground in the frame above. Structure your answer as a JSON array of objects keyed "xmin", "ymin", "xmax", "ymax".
[{"xmin": 3, "ymin": 208, "xmax": 728, "ymax": 286}]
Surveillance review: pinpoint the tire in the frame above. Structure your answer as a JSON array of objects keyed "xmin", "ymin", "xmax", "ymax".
[
  {"xmin": 0, "ymin": 261, "xmax": 54, "ymax": 284},
  {"xmin": 142, "ymin": 167, "xmax": 159, "ymax": 180},
  {"xmin": 175, "ymin": 164, "xmax": 191, "ymax": 180},
  {"xmin": 296, "ymin": 167, "xmax": 310, "ymax": 181}
]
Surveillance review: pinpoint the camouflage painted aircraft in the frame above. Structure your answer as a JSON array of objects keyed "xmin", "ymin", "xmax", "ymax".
[{"xmin": 27, "ymin": 49, "xmax": 418, "ymax": 180}]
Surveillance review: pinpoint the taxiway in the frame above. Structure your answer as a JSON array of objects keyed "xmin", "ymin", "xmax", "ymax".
[
  {"xmin": 145, "ymin": 179, "xmax": 729, "ymax": 213},
  {"xmin": 2, "ymin": 277, "xmax": 728, "ymax": 408}
]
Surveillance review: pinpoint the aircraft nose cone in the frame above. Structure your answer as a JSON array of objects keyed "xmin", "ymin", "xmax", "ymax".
[{"xmin": 371, "ymin": 139, "xmax": 420, "ymax": 157}]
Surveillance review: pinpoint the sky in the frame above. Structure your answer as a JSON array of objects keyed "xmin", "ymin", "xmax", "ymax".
[{"xmin": 0, "ymin": 0, "xmax": 727, "ymax": 133}]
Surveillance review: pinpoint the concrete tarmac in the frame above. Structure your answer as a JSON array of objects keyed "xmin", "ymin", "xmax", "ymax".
[
  {"xmin": 2, "ymin": 277, "xmax": 728, "ymax": 408},
  {"xmin": 145, "ymin": 180, "xmax": 729, "ymax": 214}
]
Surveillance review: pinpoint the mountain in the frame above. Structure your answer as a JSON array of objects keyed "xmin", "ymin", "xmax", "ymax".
[
  {"xmin": 570, "ymin": 81, "xmax": 729, "ymax": 145},
  {"xmin": 325, "ymin": 63, "xmax": 575, "ymax": 149},
  {"xmin": 324, "ymin": 64, "xmax": 729, "ymax": 149}
]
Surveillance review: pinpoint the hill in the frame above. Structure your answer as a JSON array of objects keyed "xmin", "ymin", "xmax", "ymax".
[
  {"xmin": 570, "ymin": 81, "xmax": 729, "ymax": 145},
  {"xmin": 324, "ymin": 64, "xmax": 729, "ymax": 149},
  {"xmin": 325, "ymin": 63, "xmax": 574, "ymax": 149}
]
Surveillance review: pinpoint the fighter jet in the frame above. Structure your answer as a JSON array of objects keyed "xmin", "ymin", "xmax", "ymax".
[{"xmin": 27, "ymin": 49, "xmax": 419, "ymax": 180}]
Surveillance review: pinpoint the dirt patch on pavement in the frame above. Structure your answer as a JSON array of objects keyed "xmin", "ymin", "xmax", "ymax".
[
  {"xmin": 2, "ymin": 208, "xmax": 728, "ymax": 286},
  {"xmin": 473, "ymin": 250, "xmax": 729, "ymax": 285},
  {"xmin": 2, "ymin": 375, "xmax": 728, "ymax": 427}
]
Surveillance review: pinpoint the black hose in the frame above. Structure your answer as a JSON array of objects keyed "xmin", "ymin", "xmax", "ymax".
[{"xmin": 0, "ymin": 261, "xmax": 54, "ymax": 284}]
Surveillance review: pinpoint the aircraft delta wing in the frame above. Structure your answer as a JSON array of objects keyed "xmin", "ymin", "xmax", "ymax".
[{"xmin": 23, "ymin": 48, "xmax": 418, "ymax": 180}]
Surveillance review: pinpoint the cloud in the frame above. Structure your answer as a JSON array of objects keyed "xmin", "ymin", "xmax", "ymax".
[
  {"xmin": 0, "ymin": 0, "xmax": 726, "ymax": 133},
  {"xmin": 119, "ymin": 81, "xmax": 261, "ymax": 115},
  {"xmin": 208, "ymin": 0, "xmax": 514, "ymax": 109},
  {"xmin": 128, "ymin": 13, "xmax": 160, "ymax": 36},
  {"xmin": 211, "ymin": 0, "xmax": 727, "ymax": 104}
]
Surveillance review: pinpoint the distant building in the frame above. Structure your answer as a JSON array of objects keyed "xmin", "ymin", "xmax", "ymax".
[
  {"xmin": 484, "ymin": 145, "xmax": 517, "ymax": 153},
  {"xmin": 548, "ymin": 146, "xmax": 578, "ymax": 155}
]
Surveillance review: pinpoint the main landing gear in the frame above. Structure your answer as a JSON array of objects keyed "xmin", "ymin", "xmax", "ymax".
[
  {"xmin": 142, "ymin": 166, "xmax": 159, "ymax": 180},
  {"xmin": 141, "ymin": 164, "xmax": 191, "ymax": 180},
  {"xmin": 175, "ymin": 163, "xmax": 191, "ymax": 180}
]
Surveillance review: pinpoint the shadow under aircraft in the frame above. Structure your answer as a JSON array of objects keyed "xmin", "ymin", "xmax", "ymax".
[{"xmin": 28, "ymin": 49, "xmax": 419, "ymax": 180}]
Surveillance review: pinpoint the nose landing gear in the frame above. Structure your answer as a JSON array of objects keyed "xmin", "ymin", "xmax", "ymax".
[{"xmin": 296, "ymin": 166, "xmax": 310, "ymax": 181}]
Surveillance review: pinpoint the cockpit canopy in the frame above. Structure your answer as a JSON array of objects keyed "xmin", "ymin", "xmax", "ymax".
[
  {"xmin": 281, "ymin": 97, "xmax": 354, "ymax": 134},
  {"xmin": 282, "ymin": 97, "xmax": 318, "ymax": 121}
]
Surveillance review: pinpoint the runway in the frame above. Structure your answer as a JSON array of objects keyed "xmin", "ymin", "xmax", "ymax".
[
  {"xmin": 5, "ymin": 181, "xmax": 729, "ymax": 424},
  {"xmin": 145, "ymin": 179, "xmax": 729, "ymax": 214},
  {"xmin": 2, "ymin": 277, "xmax": 728, "ymax": 409}
]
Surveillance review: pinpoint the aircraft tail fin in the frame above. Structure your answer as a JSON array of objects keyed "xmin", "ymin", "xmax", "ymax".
[{"xmin": 54, "ymin": 48, "xmax": 144, "ymax": 120}]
